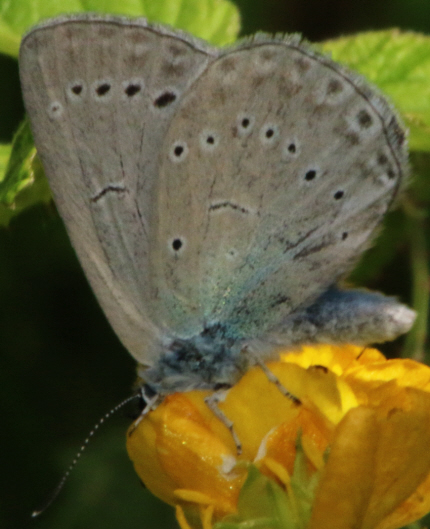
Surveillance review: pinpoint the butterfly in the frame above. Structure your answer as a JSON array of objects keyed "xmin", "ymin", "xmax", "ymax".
[{"xmin": 19, "ymin": 14, "xmax": 415, "ymax": 403}]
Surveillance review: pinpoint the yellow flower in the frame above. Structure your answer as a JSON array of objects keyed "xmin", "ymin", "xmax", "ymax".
[{"xmin": 126, "ymin": 345, "xmax": 430, "ymax": 529}]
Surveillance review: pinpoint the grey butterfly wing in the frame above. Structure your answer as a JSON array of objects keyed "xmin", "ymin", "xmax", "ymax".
[
  {"xmin": 150, "ymin": 38, "xmax": 407, "ymax": 340},
  {"xmin": 19, "ymin": 15, "xmax": 215, "ymax": 364}
]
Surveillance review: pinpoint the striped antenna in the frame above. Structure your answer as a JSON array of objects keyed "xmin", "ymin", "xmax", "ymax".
[{"xmin": 31, "ymin": 393, "xmax": 140, "ymax": 518}]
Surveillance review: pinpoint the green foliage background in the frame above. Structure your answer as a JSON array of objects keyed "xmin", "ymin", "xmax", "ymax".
[{"xmin": 1, "ymin": 1, "xmax": 429, "ymax": 528}]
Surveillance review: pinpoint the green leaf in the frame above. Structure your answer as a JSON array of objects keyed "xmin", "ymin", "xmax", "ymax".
[
  {"xmin": 0, "ymin": 0, "xmax": 240, "ymax": 223},
  {"xmin": 214, "ymin": 465, "xmax": 293, "ymax": 529},
  {"xmin": 214, "ymin": 444, "xmax": 321, "ymax": 529},
  {"xmin": 141, "ymin": 0, "xmax": 240, "ymax": 45},
  {"xmin": 0, "ymin": 18, "xmax": 22, "ymax": 58},
  {"xmin": 0, "ymin": 0, "xmax": 240, "ymax": 58},
  {"xmin": 322, "ymin": 31, "xmax": 430, "ymax": 152},
  {"xmin": 0, "ymin": 143, "xmax": 12, "ymax": 176},
  {"xmin": 0, "ymin": 117, "xmax": 51, "ymax": 226},
  {"xmin": 408, "ymin": 152, "xmax": 430, "ymax": 204}
]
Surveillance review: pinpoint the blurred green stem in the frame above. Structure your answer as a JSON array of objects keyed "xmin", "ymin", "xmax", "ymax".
[{"xmin": 402, "ymin": 198, "xmax": 429, "ymax": 362}]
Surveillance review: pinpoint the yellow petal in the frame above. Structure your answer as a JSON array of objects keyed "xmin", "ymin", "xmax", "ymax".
[
  {"xmin": 309, "ymin": 388, "xmax": 430, "ymax": 529},
  {"xmin": 369, "ymin": 388, "xmax": 430, "ymax": 529},
  {"xmin": 308, "ymin": 406, "xmax": 378, "ymax": 529},
  {"xmin": 127, "ymin": 392, "xmax": 246, "ymax": 515},
  {"xmin": 127, "ymin": 345, "xmax": 430, "ymax": 528}
]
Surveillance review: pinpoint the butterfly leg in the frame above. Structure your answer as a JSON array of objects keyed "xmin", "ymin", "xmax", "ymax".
[
  {"xmin": 244, "ymin": 347, "xmax": 301, "ymax": 405},
  {"xmin": 205, "ymin": 391, "xmax": 242, "ymax": 455},
  {"xmin": 128, "ymin": 385, "xmax": 161, "ymax": 434},
  {"xmin": 276, "ymin": 286, "xmax": 416, "ymax": 345}
]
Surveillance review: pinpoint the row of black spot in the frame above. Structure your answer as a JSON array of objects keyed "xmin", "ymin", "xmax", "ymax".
[
  {"xmin": 172, "ymin": 149, "xmax": 344, "ymax": 203},
  {"xmin": 304, "ymin": 170, "xmax": 344, "ymax": 200},
  {"xmin": 171, "ymin": 120, "xmax": 296, "ymax": 156},
  {"xmin": 69, "ymin": 81, "xmax": 177, "ymax": 108},
  {"xmin": 239, "ymin": 118, "xmax": 298, "ymax": 151}
]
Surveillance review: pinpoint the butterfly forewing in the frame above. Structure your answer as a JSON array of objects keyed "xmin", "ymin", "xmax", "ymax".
[{"xmin": 19, "ymin": 16, "xmax": 215, "ymax": 363}]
